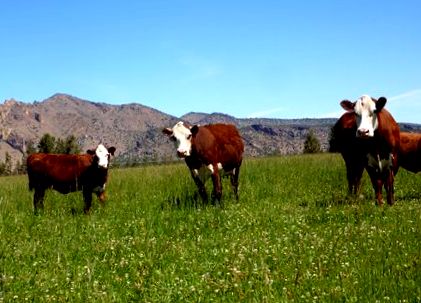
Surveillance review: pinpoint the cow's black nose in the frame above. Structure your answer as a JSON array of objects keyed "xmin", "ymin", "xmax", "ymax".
[{"xmin": 357, "ymin": 128, "xmax": 369, "ymax": 137}]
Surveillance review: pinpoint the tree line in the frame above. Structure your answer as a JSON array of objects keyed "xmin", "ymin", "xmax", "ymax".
[
  {"xmin": 0, "ymin": 134, "xmax": 81, "ymax": 176},
  {"xmin": 0, "ymin": 129, "xmax": 326, "ymax": 176}
]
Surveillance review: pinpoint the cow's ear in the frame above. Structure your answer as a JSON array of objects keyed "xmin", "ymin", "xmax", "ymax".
[
  {"xmin": 108, "ymin": 146, "xmax": 116, "ymax": 156},
  {"xmin": 191, "ymin": 125, "xmax": 199, "ymax": 135},
  {"xmin": 376, "ymin": 97, "xmax": 387, "ymax": 112},
  {"xmin": 340, "ymin": 100, "xmax": 355, "ymax": 112},
  {"xmin": 162, "ymin": 128, "xmax": 173, "ymax": 136},
  {"xmin": 87, "ymin": 149, "xmax": 95, "ymax": 155}
]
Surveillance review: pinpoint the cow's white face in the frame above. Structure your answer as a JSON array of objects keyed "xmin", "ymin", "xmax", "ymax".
[
  {"xmin": 340, "ymin": 95, "xmax": 387, "ymax": 138},
  {"xmin": 95, "ymin": 144, "xmax": 112, "ymax": 168},
  {"xmin": 87, "ymin": 144, "xmax": 115, "ymax": 168},
  {"xmin": 163, "ymin": 121, "xmax": 193, "ymax": 158}
]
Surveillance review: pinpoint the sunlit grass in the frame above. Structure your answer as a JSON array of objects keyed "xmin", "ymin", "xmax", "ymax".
[{"xmin": 1, "ymin": 154, "xmax": 420, "ymax": 302}]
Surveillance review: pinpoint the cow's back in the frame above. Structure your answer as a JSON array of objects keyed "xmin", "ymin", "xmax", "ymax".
[
  {"xmin": 192, "ymin": 124, "xmax": 244, "ymax": 168},
  {"xmin": 399, "ymin": 132, "xmax": 421, "ymax": 173},
  {"xmin": 331, "ymin": 112, "xmax": 357, "ymax": 153},
  {"xmin": 332, "ymin": 112, "xmax": 370, "ymax": 161},
  {"xmin": 27, "ymin": 153, "xmax": 93, "ymax": 189}
]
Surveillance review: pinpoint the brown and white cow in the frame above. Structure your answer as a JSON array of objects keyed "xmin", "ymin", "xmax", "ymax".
[
  {"xmin": 332, "ymin": 115, "xmax": 421, "ymax": 197},
  {"xmin": 163, "ymin": 122, "xmax": 244, "ymax": 204},
  {"xmin": 340, "ymin": 95, "xmax": 400, "ymax": 205},
  {"xmin": 27, "ymin": 144, "xmax": 116, "ymax": 214},
  {"xmin": 399, "ymin": 132, "xmax": 421, "ymax": 173}
]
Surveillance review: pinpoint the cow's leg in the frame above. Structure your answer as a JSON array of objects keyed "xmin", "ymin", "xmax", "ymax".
[
  {"xmin": 190, "ymin": 171, "xmax": 208, "ymax": 203},
  {"xmin": 347, "ymin": 165, "xmax": 364, "ymax": 195},
  {"xmin": 385, "ymin": 170, "xmax": 395, "ymax": 205},
  {"xmin": 83, "ymin": 189, "xmax": 93, "ymax": 214},
  {"xmin": 375, "ymin": 180, "xmax": 384, "ymax": 206},
  {"xmin": 373, "ymin": 177, "xmax": 384, "ymax": 206},
  {"xmin": 97, "ymin": 191, "xmax": 106, "ymax": 205},
  {"xmin": 367, "ymin": 168, "xmax": 383, "ymax": 206},
  {"xmin": 345, "ymin": 157, "xmax": 364, "ymax": 196},
  {"xmin": 386, "ymin": 153, "xmax": 398, "ymax": 206},
  {"xmin": 210, "ymin": 164, "xmax": 222, "ymax": 204},
  {"xmin": 33, "ymin": 187, "xmax": 45, "ymax": 214},
  {"xmin": 230, "ymin": 166, "xmax": 241, "ymax": 201},
  {"xmin": 345, "ymin": 162, "xmax": 356, "ymax": 195}
]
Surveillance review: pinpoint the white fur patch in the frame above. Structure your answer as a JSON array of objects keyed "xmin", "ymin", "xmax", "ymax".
[
  {"xmin": 354, "ymin": 95, "xmax": 378, "ymax": 137},
  {"xmin": 171, "ymin": 122, "xmax": 192, "ymax": 157},
  {"xmin": 367, "ymin": 153, "xmax": 393, "ymax": 173},
  {"xmin": 193, "ymin": 163, "xmax": 225, "ymax": 183},
  {"xmin": 96, "ymin": 144, "xmax": 110, "ymax": 168}
]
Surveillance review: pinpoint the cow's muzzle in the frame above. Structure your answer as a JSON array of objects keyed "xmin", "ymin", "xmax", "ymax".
[
  {"xmin": 177, "ymin": 151, "xmax": 188, "ymax": 158},
  {"xmin": 357, "ymin": 128, "xmax": 371, "ymax": 138}
]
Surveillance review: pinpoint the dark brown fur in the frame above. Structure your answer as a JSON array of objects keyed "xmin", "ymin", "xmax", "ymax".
[
  {"xmin": 331, "ymin": 112, "xmax": 367, "ymax": 195},
  {"xmin": 27, "ymin": 147, "xmax": 115, "ymax": 214}
]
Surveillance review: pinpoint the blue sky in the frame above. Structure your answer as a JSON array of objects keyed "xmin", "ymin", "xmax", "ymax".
[{"xmin": 1, "ymin": 1, "xmax": 420, "ymax": 123}]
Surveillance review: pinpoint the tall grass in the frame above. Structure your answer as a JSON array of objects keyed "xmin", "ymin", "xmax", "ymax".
[{"xmin": 0, "ymin": 154, "xmax": 420, "ymax": 302}]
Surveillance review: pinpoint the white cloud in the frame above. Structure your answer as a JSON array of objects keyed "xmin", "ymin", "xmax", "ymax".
[
  {"xmin": 386, "ymin": 89, "xmax": 421, "ymax": 123},
  {"xmin": 388, "ymin": 89, "xmax": 421, "ymax": 107}
]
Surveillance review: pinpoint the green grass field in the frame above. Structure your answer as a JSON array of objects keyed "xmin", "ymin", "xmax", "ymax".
[{"xmin": 1, "ymin": 153, "xmax": 420, "ymax": 302}]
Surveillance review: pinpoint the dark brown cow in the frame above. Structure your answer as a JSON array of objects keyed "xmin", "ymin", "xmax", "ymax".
[
  {"xmin": 339, "ymin": 95, "xmax": 400, "ymax": 205},
  {"xmin": 27, "ymin": 144, "xmax": 116, "ymax": 213},
  {"xmin": 163, "ymin": 122, "xmax": 244, "ymax": 203},
  {"xmin": 331, "ymin": 111, "xmax": 367, "ymax": 195},
  {"xmin": 399, "ymin": 132, "xmax": 421, "ymax": 173}
]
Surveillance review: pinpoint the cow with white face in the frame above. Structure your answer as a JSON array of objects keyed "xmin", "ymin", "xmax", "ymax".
[
  {"xmin": 338, "ymin": 95, "xmax": 400, "ymax": 205},
  {"xmin": 340, "ymin": 95, "xmax": 386, "ymax": 138},
  {"xmin": 164, "ymin": 121, "xmax": 194, "ymax": 158},
  {"xmin": 27, "ymin": 143, "xmax": 116, "ymax": 214},
  {"xmin": 163, "ymin": 122, "xmax": 244, "ymax": 204},
  {"xmin": 90, "ymin": 143, "xmax": 114, "ymax": 169}
]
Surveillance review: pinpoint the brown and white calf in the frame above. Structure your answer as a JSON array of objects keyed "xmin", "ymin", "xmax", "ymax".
[
  {"xmin": 163, "ymin": 122, "xmax": 244, "ymax": 203},
  {"xmin": 340, "ymin": 95, "xmax": 400, "ymax": 205},
  {"xmin": 27, "ymin": 144, "xmax": 116, "ymax": 213}
]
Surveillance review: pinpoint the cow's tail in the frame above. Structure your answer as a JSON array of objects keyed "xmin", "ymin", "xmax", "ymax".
[
  {"xmin": 27, "ymin": 169, "xmax": 35, "ymax": 191},
  {"xmin": 28, "ymin": 178, "xmax": 34, "ymax": 191}
]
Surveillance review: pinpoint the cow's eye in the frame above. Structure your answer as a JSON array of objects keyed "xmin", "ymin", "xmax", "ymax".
[
  {"xmin": 170, "ymin": 136, "xmax": 176, "ymax": 142},
  {"xmin": 187, "ymin": 134, "xmax": 192, "ymax": 140}
]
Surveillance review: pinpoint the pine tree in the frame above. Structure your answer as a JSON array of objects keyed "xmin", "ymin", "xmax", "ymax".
[
  {"xmin": 303, "ymin": 130, "xmax": 321, "ymax": 154},
  {"xmin": 55, "ymin": 137, "xmax": 66, "ymax": 154},
  {"xmin": 16, "ymin": 153, "xmax": 28, "ymax": 174},
  {"xmin": 64, "ymin": 135, "xmax": 81, "ymax": 154},
  {"xmin": 38, "ymin": 133, "xmax": 56, "ymax": 153},
  {"xmin": 328, "ymin": 125, "xmax": 339, "ymax": 152},
  {"xmin": 26, "ymin": 140, "xmax": 38, "ymax": 155}
]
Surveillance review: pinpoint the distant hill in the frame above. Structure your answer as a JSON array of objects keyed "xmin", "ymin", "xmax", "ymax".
[{"xmin": 1, "ymin": 93, "xmax": 420, "ymax": 168}]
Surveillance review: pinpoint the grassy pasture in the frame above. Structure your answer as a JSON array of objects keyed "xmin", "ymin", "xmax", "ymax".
[{"xmin": 0, "ymin": 153, "xmax": 420, "ymax": 302}]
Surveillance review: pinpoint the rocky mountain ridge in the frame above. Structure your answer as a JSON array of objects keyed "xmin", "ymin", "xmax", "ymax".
[{"xmin": 1, "ymin": 93, "xmax": 420, "ymax": 167}]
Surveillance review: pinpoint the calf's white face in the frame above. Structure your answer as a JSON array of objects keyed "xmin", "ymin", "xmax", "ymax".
[
  {"xmin": 163, "ymin": 122, "xmax": 193, "ymax": 158},
  {"xmin": 340, "ymin": 95, "xmax": 387, "ymax": 138},
  {"xmin": 95, "ymin": 144, "xmax": 112, "ymax": 168}
]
